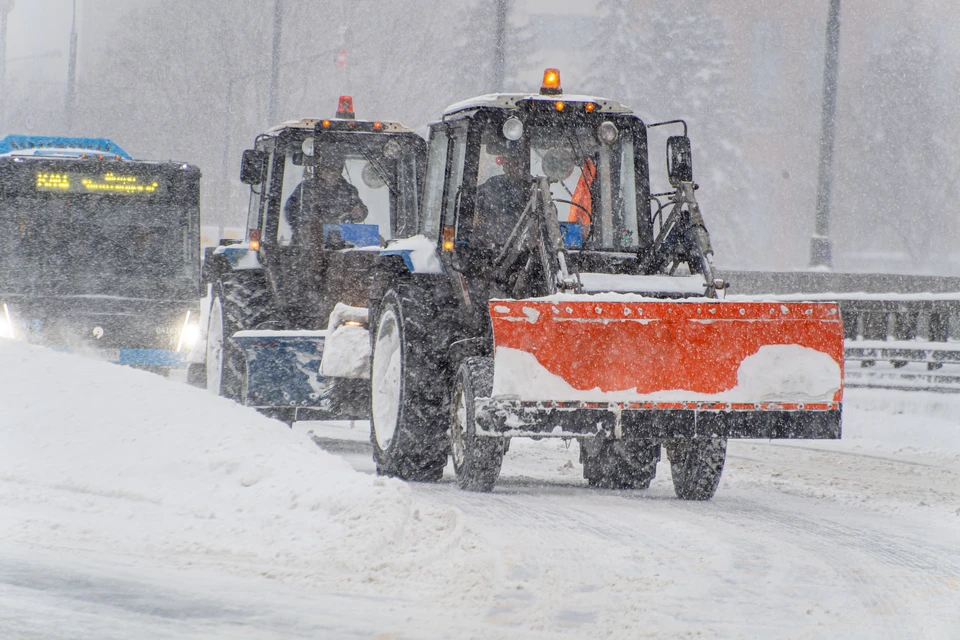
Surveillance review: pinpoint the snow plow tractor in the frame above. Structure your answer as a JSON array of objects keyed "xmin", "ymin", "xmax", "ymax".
[
  {"xmin": 364, "ymin": 70, "xmax": 844, "ymax": 498},
  {"xmin": 200, "ymin": 98, "xmax": 425, "ymax": 424}
]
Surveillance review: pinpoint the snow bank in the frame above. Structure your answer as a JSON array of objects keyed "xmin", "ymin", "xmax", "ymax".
[
  {"xmin": 0, "ymin": 341, "xmax": 468, "ymax": 587},
  {"xmin": 841, "ymin": 388, "xmax": 960, "ymax": 455},
  {"xmin": 493, "ymin": 344, "xmax": 841, "ymax": 402}
]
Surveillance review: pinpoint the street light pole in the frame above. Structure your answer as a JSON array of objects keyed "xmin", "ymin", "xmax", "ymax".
[
  {"xmin": 0, "ymin": 0, "xmax": 15, "ymax": 130},
  {"xmin": 492, "ymin": 0, "xmax": 508, "ymax": 92},
  {"xmin": 268, "ymin": 0, "xmax": 283, "ymax": 126},
  {"xmin": 810, "ymin": 0, "xmax": 841, "ymax": 269},
  {"xmin": 64, "ymin": 0, "xmax": 78, "ymax": 132}
]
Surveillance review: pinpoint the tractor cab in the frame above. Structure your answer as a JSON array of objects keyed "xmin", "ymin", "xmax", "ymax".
[
  {"xmin": 199, "ymin": 98, "xmax": 426, "ymax": 421},
  {"xmin": 420, "ymin": 68, "xmax": 711, "ymax": 305},
  {"xmin": 237, "ymin": 97, "xmax": 426, "ymax": 325}
]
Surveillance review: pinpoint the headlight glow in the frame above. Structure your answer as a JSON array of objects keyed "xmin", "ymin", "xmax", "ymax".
[
  {"xmin": 0, "ymin": 303, "xmax": 15, "ymax": 340},
  {"xmin": 176, "ymin": 310, "xmax": 201, "ymax": 352}
]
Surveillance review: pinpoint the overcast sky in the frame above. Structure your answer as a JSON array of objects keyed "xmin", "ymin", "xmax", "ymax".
[{"xmin": 4, "ymin": 0, "xmax": 76, "ymax": 84}]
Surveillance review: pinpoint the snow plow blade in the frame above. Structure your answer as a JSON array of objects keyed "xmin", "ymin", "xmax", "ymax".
[
  {"xmin": 230, "ymin": 330, "xmax": 368, "ymax": 419},
  {"xmin": 482, "ymin": 299, "xmax": 844, "ymax": 440}
]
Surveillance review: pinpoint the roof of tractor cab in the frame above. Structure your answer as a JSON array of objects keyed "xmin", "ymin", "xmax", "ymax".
[
  {"xmin": 443, "ymin": 93, "xmax": 634, "ymax": 119},
  {"xmin": 265, "ymin": 117, "xmax": 416, "ymax": 137},
  {"xmin": 267, "ymin": 118, "xmax": 322, "ymax": 134}
]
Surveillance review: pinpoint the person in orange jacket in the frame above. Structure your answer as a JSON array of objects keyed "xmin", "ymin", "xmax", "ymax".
[{"xmin": 568, "ymin": 156, "xmax": 596, "ymax": 233}]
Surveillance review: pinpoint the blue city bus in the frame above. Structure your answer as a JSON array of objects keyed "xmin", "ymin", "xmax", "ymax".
[{"xmin": 0, "ymin": 135, "xmax": 202, "ymax": 373}]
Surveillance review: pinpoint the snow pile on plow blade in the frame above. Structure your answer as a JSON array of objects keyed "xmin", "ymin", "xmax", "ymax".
[{"xmin": 484, "ymin": 298, "xmax": 844, "ymax": 440}]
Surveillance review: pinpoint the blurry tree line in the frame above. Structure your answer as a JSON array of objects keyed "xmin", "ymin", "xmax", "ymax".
[
  {"xmin": 53, "ymin": 0, "xmax": 960, "ymax": 272},
  {"xmin": 833, "ymin": 10, "xmax": 959, "ymax": 273}
]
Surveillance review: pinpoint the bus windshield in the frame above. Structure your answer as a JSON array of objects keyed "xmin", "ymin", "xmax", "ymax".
[{"xmin": 0, "ymin": 163, "xmax": 199, "ymax": 298}]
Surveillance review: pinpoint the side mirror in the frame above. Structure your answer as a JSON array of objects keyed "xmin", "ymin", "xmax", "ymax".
[
  {"xmin": 666, "ymin": 136, "xmax": 693, "ymax": 187},
  {"xmin": 240, "ymin": 149, "xmax": 266, "ymax": 185}
]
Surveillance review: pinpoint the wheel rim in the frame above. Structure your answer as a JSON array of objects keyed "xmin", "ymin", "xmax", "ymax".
[
  {"xmin": 371, "ymin": 308, "xmax": 402, "ymax": 450},
  {"xmin": 206, "ymin": 297, "xmax": 224, "ymax": 395},
  {"xmin": 451, "ymin": 384, "xmax": 467, "ymax": 469}
]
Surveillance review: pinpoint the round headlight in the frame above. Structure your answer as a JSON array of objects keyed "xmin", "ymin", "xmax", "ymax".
[
  {"xmin": 502, "ymin": 117, "xmax": 524, "ymax": 141},
  {"xmin": 597, "ymin": 121, "xmax": 619, "ymax": 145},
  {"xmin": 383, "ymin": 139, "xmax": 401, "ymax": 159},
  {"xmin": 301, "ymin": 137, "xmax": 315, "ymax": 156}
]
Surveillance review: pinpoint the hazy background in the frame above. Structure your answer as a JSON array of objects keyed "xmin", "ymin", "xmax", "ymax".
[{"xmin": 3, "ymin": 0, "xmax": 958, "ymax": 274}]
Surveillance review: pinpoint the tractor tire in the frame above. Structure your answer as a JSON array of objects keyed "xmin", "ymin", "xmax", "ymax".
[
  {"xmin": 450, "ymin": 357, "xmax": 504, "ymax": 492},
  {"xmin": 369, "ymin": 288, "xmax": 448, "ymax": 482},
  {"xmin": 581, "ymin": 439, "xmax": 660, "ymax": 490},
  {"xmin": 206, "ymin": 271, "xmax": 274, "ymax": 403},
  {"xmin": 667, "ymin": 437, "xmax": 727, "ymax": 501}
]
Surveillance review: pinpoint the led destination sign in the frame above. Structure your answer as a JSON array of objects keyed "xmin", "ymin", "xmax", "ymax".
[{"xmin": 35, "ymin": 172, "xmax": 165, "ymax": 195}]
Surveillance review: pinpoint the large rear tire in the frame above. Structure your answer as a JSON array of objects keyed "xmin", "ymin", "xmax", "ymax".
[
  {"xmin": 205, "ymin": 271, "xmax": 274, "ymax": 403},
  {"xmin": 451, "ymin": 357, "xmax": 504, "ymax": 492},
  {"xmin": 667, "ymin": 438, "xmax": 727, "ymax": 500},
  {"xmin": 369, "ymin": 288, "xmax": 448, "ymax": 482},
  {"xmin": 581, "ymin": 439, "xmax": 660, "ymax": 490}
]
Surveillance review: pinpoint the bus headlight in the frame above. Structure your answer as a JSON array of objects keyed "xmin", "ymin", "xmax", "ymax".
[
  {"xmin": 0, "ymin": 303, "xmax": 15, "ymax": 340},
  {"xmin": 176, "ymin": 310, "xmax": 201, "ymax": 352},
  {"xmin": 179, "ymin": 323, "xmax": 201, "ymax": 351}
]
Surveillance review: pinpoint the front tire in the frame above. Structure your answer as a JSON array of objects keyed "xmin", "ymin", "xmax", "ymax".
[
  {"xmin": 451, "ymin": 357, "xmax": 504, "ymax": 492},
  {"xmin": 205, "ymin": 271, "xmax": 273, "ymax": 403},
  {"xmin": 581, "ymin": 439, "xmax": 660, "ymax": 490},
  {"xmin": 369, "ymin": 288, "xmax": 448, "ymax": 482},
  {"xmin": 667, "ymin": 438, "xmax": 727, "ymax": 500}
]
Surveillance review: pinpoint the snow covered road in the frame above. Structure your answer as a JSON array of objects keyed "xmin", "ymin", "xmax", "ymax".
[
  {"xmin": 311, "ymin": 421, "xmax": 960, "ymax": 639},
  {"xmin": 3, "ymin": 341, "xmax": 959, "ymax": 638}
]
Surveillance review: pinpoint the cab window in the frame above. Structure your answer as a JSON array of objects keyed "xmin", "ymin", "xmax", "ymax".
[{"xmin": 420, "ymin": 129, "xmax": 448, "ymax": 240}]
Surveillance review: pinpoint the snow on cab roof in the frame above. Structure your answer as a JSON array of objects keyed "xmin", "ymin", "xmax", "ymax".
[{"xmin": 443, "ymin": 93, "xmax": 633, "ymax": 117}]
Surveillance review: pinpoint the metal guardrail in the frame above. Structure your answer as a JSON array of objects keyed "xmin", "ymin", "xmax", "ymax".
[{"xmin": 717, "ymin": 270, "xmax": 960, "ymax": 393}]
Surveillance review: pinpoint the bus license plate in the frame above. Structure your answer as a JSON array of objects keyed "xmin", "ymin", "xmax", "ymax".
[{"xmin": 93, "ymin": 349, "xmax": 121, "ymax": 362}]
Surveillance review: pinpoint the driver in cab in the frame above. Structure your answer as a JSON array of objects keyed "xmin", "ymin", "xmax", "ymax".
[
  {"xmin": 285, "ymin": 153, "xmax": 368, "ymax": 246},
  {"xmin": 473, "ymin": 143, "xmax": 531, "ymax": 250}
]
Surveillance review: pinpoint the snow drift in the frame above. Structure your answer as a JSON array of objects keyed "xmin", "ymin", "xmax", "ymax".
[{"xmin": 0, "ymin": 341, "xmax": 469, "ymax": 587}]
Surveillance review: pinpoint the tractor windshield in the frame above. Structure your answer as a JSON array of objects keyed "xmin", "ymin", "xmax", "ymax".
[
  {"xmin": 477, "ymin": 120, "xmax": 640, "ymax": 252},
  {"xmin": 276, "ymin": 132, "xmax": 421, "ymax": 247}
]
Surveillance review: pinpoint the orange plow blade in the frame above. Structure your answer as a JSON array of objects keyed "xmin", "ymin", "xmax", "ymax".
[{"xmin": 482, "ymin": 299, "xmax": 844, "ymax": 440}]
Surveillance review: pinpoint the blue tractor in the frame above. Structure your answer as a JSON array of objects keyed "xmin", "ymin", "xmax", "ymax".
[{"xmin": 197, "ymin": 98, "xmax": 426, "ymax": 424}]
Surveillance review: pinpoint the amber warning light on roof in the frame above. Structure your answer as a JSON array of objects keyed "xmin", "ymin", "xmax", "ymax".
[
  {"xmin": 336, "ymin": 95, "xmax": 356, "ymax": 120},
  {"xmin": 540, "ymin": 68, "xmax": 562, "ymax": 95}
]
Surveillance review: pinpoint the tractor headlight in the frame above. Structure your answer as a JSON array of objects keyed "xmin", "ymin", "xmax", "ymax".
[
  {"xmin": 597, "ymin": 121, "xmax": 619, "ymax": 145},
  {"xmin": 502, "ymin": 117, "xmax": 524, "ymax": 141},
  {"xmin": 0, "ymin": 303, "xmax": 15, "ymax": 340}
]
